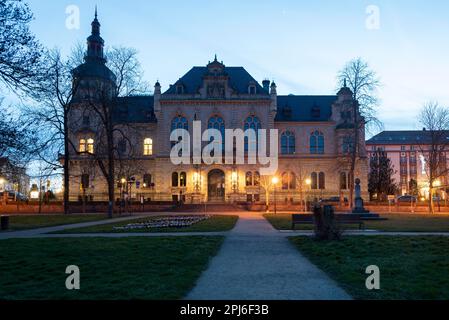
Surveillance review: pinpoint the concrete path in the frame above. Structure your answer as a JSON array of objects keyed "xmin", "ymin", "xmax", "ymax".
[{"xmin": 186, "ymin": 212, "xmax": 351, "ymax": 300}]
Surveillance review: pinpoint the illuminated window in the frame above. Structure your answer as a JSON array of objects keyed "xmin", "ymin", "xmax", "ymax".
[
  {"xmin": 180, "ymin": 172, "xmax": 187, "ymax": 187},
  {"xmin": 281, "ymin": 172, "xmax": 296, "ymax": 190},
  {"xmin": 79, "ymin": 139, "xmax": 87, "ymax": 153},
  {"xmin": 144, "ymin": 138, "xmax": 153, "ymax": 156},
  {"xmin": 246, "ymin": 172, "xmax": 253, "ymax": 186},
  {"xmin": 87, "ymin": 139, "xmax": 94, "ymax": 154}
]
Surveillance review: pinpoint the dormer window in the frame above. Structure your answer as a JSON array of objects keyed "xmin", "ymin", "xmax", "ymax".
[
  {"xmin": 176, "ymin": 84, "xmax": 184, "ymax": 94},
  {"xmin": 282, "ymin": 106, "xmax": 292, "ymax": 119},
  {"xmin": 248, "ymin": 85, "xmax": 256, "ymax": 95},
  {"xmin": 311, "ymin": 106, "xmax": 320, "ymax": 118}
]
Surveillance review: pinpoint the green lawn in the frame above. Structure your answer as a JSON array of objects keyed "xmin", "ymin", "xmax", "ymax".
[
  {"xmin": 51, "ymin": 215, "xmax": 239, "ymax": 234},
  {"xmin": 1, "ymin": 214, "xmax": 110, "ymax": 231},
  {"xmin": 0, "ymin": 236, "xmax": 223, "ymax": 299},
  {"xmin": 289, "ymin": 236, "xmax": 449, "ymax": 299},
  {"xmin": 264, "ymin": 213, "xmax": 449, "ymax": 232}
]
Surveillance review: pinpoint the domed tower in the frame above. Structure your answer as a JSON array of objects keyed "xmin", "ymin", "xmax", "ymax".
[{"xmin": 72, "ymin": 8, "xmax": 117, "ymax": 101}]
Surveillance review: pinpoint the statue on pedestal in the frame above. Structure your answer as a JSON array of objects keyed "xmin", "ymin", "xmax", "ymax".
[{"xmin": 352, "ymin": 178, "xmax": 370, "ymax": 214}]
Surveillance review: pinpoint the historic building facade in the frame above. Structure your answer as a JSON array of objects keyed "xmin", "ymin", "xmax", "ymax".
[{"xmin": 67, "ymin": 13, "xmax": 369, "ymax": 204}]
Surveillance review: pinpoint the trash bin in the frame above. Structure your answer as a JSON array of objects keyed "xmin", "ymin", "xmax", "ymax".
[{"xmin": 1, "ymin": 215, "xmax": 9, "ymax": 230}]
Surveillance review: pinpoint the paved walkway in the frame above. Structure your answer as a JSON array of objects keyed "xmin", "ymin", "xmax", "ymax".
[{"xmin": 186, "ymin": 212, "xmax": 351, "ymax": 300}]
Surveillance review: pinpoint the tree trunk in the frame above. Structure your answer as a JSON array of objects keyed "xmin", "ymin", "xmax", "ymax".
[
  {"xmin": 107, "ymin": 121, "xmax": 115, "ymax": 219},
  {"xmin": 429, "ymin": 186, "xmax": 435, "ymax": 214},
  {"xmin": 63, "ymin": 109, "xmax": 70, "ymax": 215},
  {"xmin": 265, "ymin": 189, "xmax": 270, "ymax": 212}
]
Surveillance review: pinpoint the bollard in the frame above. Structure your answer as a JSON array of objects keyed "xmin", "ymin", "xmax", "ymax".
[{"xmin": 1, "ymin": 215, "xmax": 10, "ymax": 230}]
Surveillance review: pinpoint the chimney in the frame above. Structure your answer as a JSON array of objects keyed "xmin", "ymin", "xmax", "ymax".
[{"xmin": 262, "ymin": 79, "xmax": 270, "ymax": 92}]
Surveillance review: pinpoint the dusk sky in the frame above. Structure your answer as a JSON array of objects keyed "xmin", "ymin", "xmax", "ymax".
[{"xmin": 25, "ymin": 0, "xmax": 449, "ymax": 134}]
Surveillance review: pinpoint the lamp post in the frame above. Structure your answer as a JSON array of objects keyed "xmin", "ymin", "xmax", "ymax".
[
  {"xmin": 272, "ymin": 176, "xmax": 279, "ymax": 214},
  {"xmin": 305, "ymin": 178, "xmax": 311, "ymax": 212}
]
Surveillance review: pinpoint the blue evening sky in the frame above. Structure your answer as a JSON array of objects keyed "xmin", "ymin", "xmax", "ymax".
[{"xmin": 25, "ymin": 0, "xmax": 449, "ymax": 133}]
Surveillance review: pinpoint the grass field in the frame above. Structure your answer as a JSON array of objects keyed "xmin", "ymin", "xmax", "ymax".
[
  {"xmin": 0, "ymin": 214, "xmax": 109, "ymax": 231},
  {"xmin": 289, "ymin": 236, "xmax": 449, "ymax": 299},
  {"xmin": 50, "ymin": 215, "xmax": 239, "ymax": 234},
  {"xmin": 264, "ymin": 213, "xmax": 449, "ymax": 232},
  {"xmin": 0, "ymin": 236, "xmax": 224, "ymax": 300}
]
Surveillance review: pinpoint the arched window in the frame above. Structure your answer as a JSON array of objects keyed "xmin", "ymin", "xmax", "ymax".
[
  {"xmin": 254, "ymin": 171, "xmax": 260, "ymax": 186},
  {"xmin": 171, "ymin": 116, "xmax": 188, "ymax": 148},
  {"xmin": 208, "ymin": 116, "xmax": 225, "ymax": 149},
  {"xmin": 87, "ymin": 138, "xmax": 94, "ymax": 154},
  {"xmin": 245, "ymin": 172, "xmax": 253, "ymax": 186},
  {"xmin": 340, "ymin": 172, "xmax": 347, "ymax": 190},
  {"xmin": 310, "ymin": 131, "xmax": 324, "ymax": 154},
  {"xmin": 282, "ymin": 172, "xmax": 289, "ymax": 190},
  {"xmin": 290, "ymin": 172, "xmax": 296, "ymax": 189},
  {"xmin": 244, "ymin": 116, "xmax": 261, "ymax": 152},
  {"xmin": 282, "ymin": 172, "xmax": 296, "ymax": 190},
  {"xmin": 79, "ymin": 139, "xmax": 86, "ymax": 153},
  {"xmin": 342, "ymin": 136, "xmax": 354, "ymax": 154},
  {"xmin": 281, "ymin": 131, "xmax": 295, "ymax": 154},
  {"xmin": 144, "ymin": 138, "xmax": 153, "ymax": 156},
  {"xmin": 172, "ymin": 172, "xmax": 179, "ymax": 187},
  {"xmin": 143, "ymin": 174, "xmax": 152, "ymax": 188},
  {"xmin": 81, "ymin": 174, "xmax": 89, "ymax": 189},
  {"xmin": 311, "ymin": 172, "xmax": 318, "ymax": 190},
  {"xmin": 171, "ymin": 116, "xmax": 188, "ymax": 131},
  {"xmin": 318, "ymin": 172, "xmax": 325, "ymax": 190},
  {"xmin": 180, "ymin": 172, "xmax": 187, "ymax": 187}
]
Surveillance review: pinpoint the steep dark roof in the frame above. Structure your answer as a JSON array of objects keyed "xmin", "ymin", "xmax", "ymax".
[
  {"xmin": 72, "ymin": 61, "xmax": 116, "ymax": 83},
  {"xmin": 275, "ymin": 95, "xmax": 336, "ymax": 122},
  {"xmin": 163, "ymin": 66, "xmax": 268, "ymax": 95},
  {"xmin": 113, "ymin": 96, "xmax": 156, "ymax": 124},
  {"xmin": 366, "ymin": 130, "xmax": 449, "ymax": 145}
]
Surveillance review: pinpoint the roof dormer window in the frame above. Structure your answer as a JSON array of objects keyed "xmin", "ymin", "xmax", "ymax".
[
  {"xmin": 311, "ymin": 106, "xmax": 321, "ymax": 118},
  {"xmin": 248, "ymin": 84, "xmax": 256, "ymax": 95},
  {"xmin": 176, "ymin": 84, "xmax": 184, "ymax": 94}
]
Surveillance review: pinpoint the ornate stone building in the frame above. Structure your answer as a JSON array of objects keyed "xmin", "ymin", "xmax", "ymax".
[{"xmin": 67, "ymin": 13, "xmax": 369, "ymax": 204}]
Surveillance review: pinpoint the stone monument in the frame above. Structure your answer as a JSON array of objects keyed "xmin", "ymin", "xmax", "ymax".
[{"xmin": 352, "ymin": 178, "xmax": 370, "ymax": 214}]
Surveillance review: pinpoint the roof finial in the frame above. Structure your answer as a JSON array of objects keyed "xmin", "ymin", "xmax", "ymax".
[
  {"xmin": 214, "ymin": 54, "xmax": 217, "ymax": 61},
  {"xmin": 344, "ymin": 78, "xmax": 347, "ymax": 88},
  {"xmin": 95, "ymin": 5, "xmax": 98, "ymax": 19}
]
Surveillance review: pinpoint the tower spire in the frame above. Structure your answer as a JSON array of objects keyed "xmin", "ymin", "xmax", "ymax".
[{"xmin": 85, "ymin": 7, "xmax": 105, "ymax": 63}]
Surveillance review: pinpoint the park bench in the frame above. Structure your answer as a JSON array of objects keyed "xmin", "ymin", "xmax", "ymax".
[
  {"xmin": 291, "ymin": 214, "xmax": 313, "ymax": 230},
  {"xmin": 291, "ymin": 213, "xmax": 365, "ymax": 230},
  {"xmin": 335, "ymin": 215, "xmax": 365, "ymax": 230}
]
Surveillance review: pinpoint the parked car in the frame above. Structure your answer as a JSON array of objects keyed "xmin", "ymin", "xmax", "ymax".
[
  {"xmin": 396, "ymin": 195, "xmax": 417, "ymax": 203},
  {"xmin": 321, "ymin": 197, "xmax": 348, "ymax": 203}
]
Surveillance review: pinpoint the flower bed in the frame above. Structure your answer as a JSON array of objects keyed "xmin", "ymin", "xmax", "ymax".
[{"xmin": 113, "ymin": 215, "xmax": 211, "ymax": 230}]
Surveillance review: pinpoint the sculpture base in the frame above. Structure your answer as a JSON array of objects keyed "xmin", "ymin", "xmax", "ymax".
[{"xmin": 353, "ymin": 197, "xmax": 370, "ymax": 214}]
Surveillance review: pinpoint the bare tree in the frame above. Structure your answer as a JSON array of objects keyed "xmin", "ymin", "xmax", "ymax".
[
  {"xmin": 0, "ymin": 0, "xmax": 44, "ymax": 94},
  {"xmin": 259, "ymin": 174, "xmax": 276, "ymax": 212},
  {"xmin": 22, "ymin": 48, "xmax": 82, "ymax": 215},
  {"xmin": 337, "ymin": 58, "xmax": 382, "ymax": 208},
  {"xmin": 77, "ymin": 47, "xmax": 149, "ymax": 218},
  {"xmin": 417, "ymin": 102, "xmax": 449, "ymax": 213}
]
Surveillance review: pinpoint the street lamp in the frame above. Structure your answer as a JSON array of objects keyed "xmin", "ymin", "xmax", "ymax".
[
  {"xmin": 272, "ymin": 176, "xmax": 279, "ymax": 214},
  {"xmin": 305, "ymin": 178, "xmax": 311, "ymax": 212}
]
